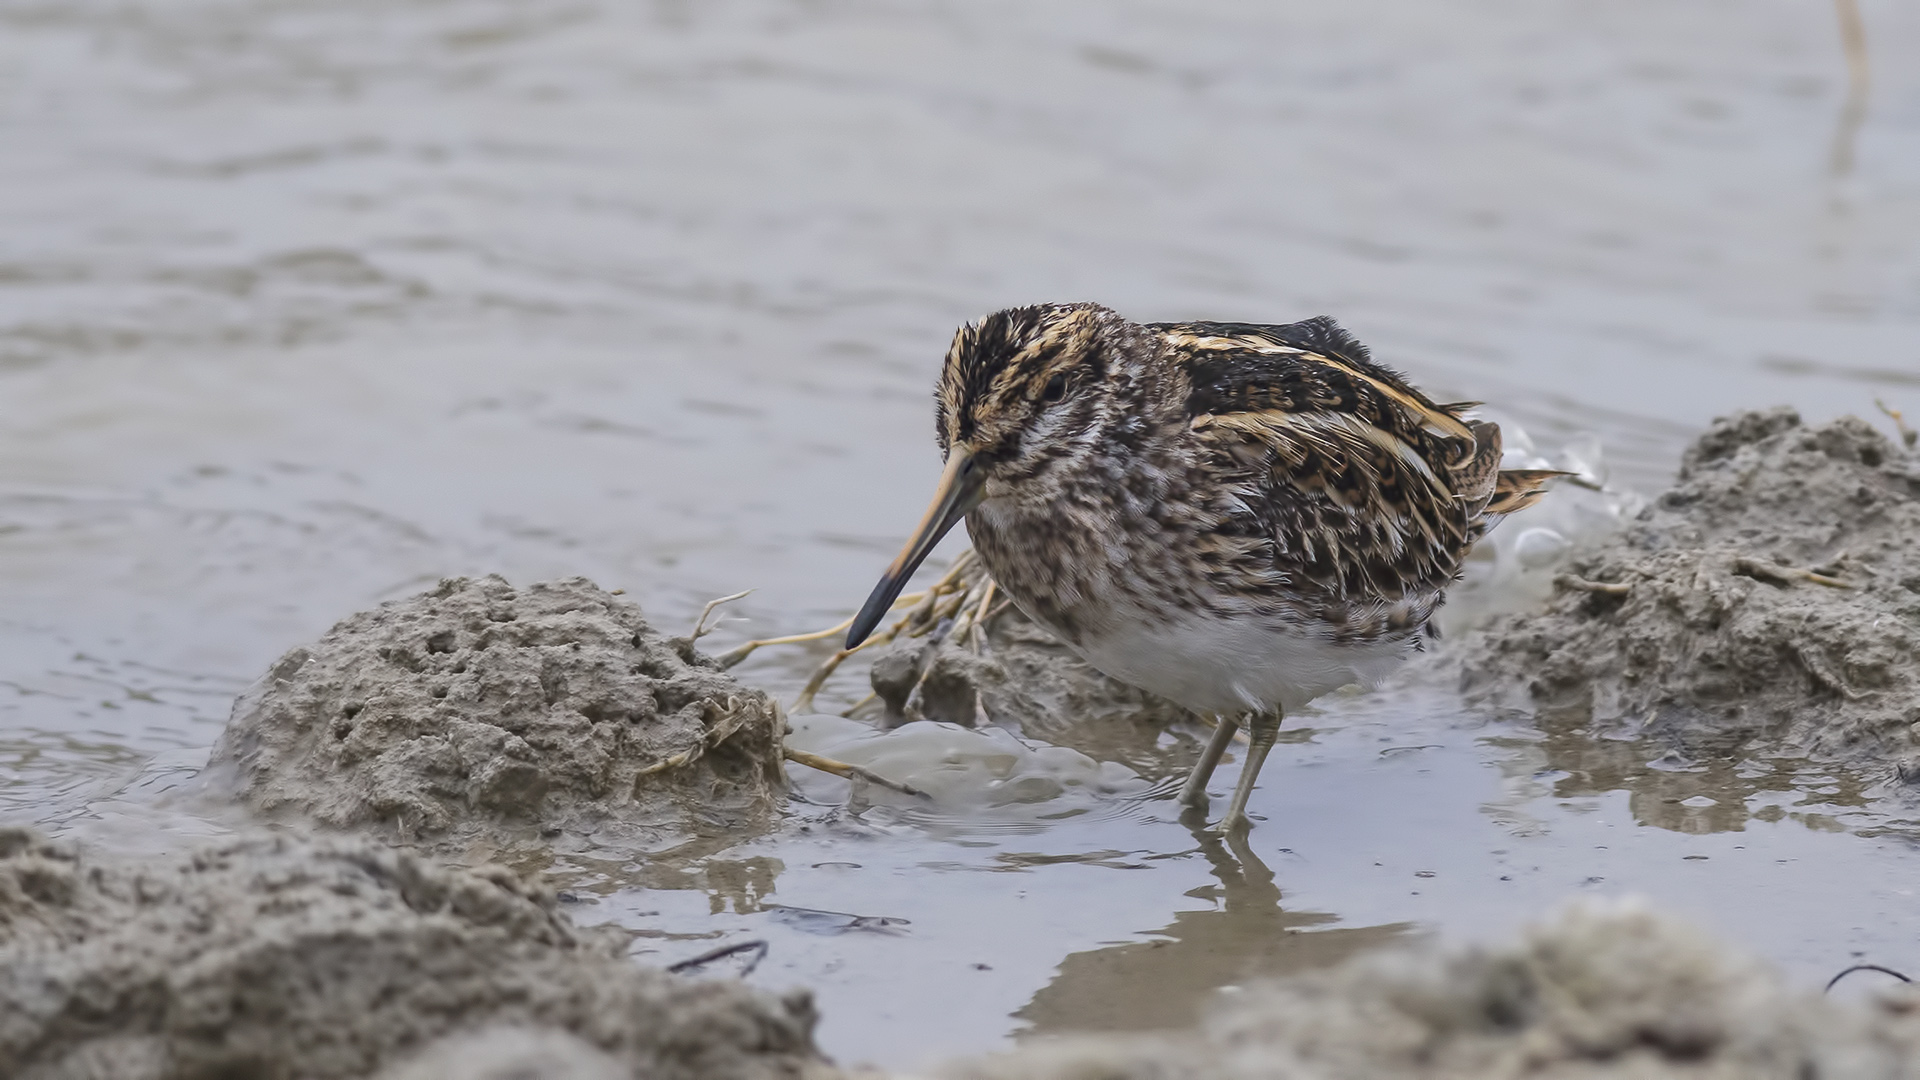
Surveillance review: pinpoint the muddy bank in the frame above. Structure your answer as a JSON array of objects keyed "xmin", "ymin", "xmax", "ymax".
[
  {"xmin": 206, "ymin": 576, "xmax": 785, "ymax": 862},
  {"xmin": 1447, "ymin": 409, "xmax": 1920, "ymax": 778},
  {"xmin": 0, "ymin": 827, "xmax": 829, "ymax": 1080},
  {"xmin": 942, "ymin": 902, "xmax": 1920, "ymax": 1080}
]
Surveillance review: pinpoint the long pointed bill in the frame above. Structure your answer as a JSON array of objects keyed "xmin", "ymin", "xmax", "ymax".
[{"xmin": 846, "ymin": 450, "xmax": 985, "ymax": 649}]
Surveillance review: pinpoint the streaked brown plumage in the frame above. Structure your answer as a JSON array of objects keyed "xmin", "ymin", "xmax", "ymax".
[{"xmin": 849, "ymin": 302, "xmax": 1559, "ymax": 831}]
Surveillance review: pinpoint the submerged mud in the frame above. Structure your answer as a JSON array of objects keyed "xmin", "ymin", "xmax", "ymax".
[
  {"xmin": 1449, "ymin": 409, "xmax": 1920, "ymax": 779},
  {"xmin": 0, "ymin": 828, "xmax": 828, "ymax": 1080},
  {"xmin": 943, "ymin": 903, "xmax": 1920, "ymax": 1080},
  {"xmin": 206, "ymin": 576, "xmax": 785, "ymax": 862}
]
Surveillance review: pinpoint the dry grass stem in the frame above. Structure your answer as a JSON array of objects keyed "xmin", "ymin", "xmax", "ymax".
[
  {"xmin": 691, "ymin": 589, "xmax": 754, "ymax": 641},
  {"xmin": 1554, "ymin": 574, "xmax": 1633, "ymax": 597},
  {"xmin": 636, "ymin": 695, "xmax": 761, "ymax": 777},
  {"xmin": 1877, "ymin": 399, "xmax": 1917, "ymax": 450},
  {"xmin": 783, "ymin": 746, "xmax": 930, "ymax": 799},
  {"xmin": 782, "ymin": 552, "xmax": 1001, "ymax": 713},
  {"xmin": 1830, "ymin": 0, "xmax": 1871, "ymax": 175},
  {"xmin": 1732, "ymin": 556, "xmax": 1853, "ymax": 590},
  {"xmin": 967, "ymin": 580, "xmax": 998, "ymax": 651},
  {"xmin": 1836, "ymin": 0, "xmax": 1871, "ymax": 97},
  {"xmin": 715, "ymin": 611, "xmax": 866, "ymax": 669}
]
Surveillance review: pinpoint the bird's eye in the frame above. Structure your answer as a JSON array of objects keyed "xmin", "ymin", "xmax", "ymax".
[{"xmin": 1041, "ymin": 373, "xmax": 1069, "ymax": 403}]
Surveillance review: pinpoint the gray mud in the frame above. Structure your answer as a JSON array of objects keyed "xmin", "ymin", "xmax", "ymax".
[
  {"xmin": 942, "ymin": 903, "xmax": 1920, "ymax": 1080},
  {"xmin": 206, "ymin": 576, "xmax": 785, "ymax": 862},
  {"xmin": 1448, "ymin": 409, "xmax": 1920, "ymax": 779},
  {"xmin": 0, "ymin": 828, "xmax": 829, "ymax": 1080}
]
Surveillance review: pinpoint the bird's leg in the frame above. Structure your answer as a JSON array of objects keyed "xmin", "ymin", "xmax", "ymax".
[
  {"xmin": 1178, "ymin": 714, "xmax": 1240, "ymax": 808},
  {"xmin": 1211, "ymin": 706, "xmax": 1281, "ymax": 833}
]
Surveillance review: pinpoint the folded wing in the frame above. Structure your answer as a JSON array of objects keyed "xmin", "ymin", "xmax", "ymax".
[{"xmin": 1161, "ymin": 316, "xmax": 1551, "ymax": 616}]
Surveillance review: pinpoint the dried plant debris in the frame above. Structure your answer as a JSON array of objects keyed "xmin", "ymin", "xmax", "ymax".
[
  {"xmin": 868, "ymin": 595, "xmax": 1194, "ymax": 741},
  {"xmin": 206, "ymin": 576, "xmax": 785, "ymax": 861},
  {"xmin": 0, "ymin": 828, "xmax": 829, "ymax": 1080},
  {"xmin": 732, "ymin": 550, "xmax": 1190, "ymax": 746},
  {"xmin": 940, "ymin": 902, "xmax": 1920, "ymax": 1080},
  {"xmin": 1447, "ymin": 408, "xmax": 1920, "ymax": 778}
]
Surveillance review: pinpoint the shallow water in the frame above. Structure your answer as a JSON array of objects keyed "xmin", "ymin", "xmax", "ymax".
[{"xmin": 3, "ymin": 0, "xmax": 1919, "ymax": 1072}]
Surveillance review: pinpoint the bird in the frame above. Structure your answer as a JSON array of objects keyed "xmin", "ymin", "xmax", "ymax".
[{"xmin": 846, "ymin": 302, "xmax": 1561, "ymax": 832}]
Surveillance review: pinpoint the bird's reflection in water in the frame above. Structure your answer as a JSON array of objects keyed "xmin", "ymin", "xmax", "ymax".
[{"xmin": 1014, "ymin": 818, "xmax": 1409, "ymax": 1035}]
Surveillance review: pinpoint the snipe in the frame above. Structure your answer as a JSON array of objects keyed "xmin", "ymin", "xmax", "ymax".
[{"xmin": 848, "ymin": 303, "xmax": 1559, "ymax": 831}]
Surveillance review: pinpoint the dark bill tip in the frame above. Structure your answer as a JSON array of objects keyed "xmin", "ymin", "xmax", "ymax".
[
  {"xmin": 844, "ymin": 450, "xmax": 983, "ymax": 650},
  {"xmin": 846, "ymin": 574, "xmax": 906, "ymax": 650}
]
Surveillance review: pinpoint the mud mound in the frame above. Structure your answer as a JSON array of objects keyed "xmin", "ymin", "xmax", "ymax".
[
  {"xmin": 1447, "ymin": 409, "xmax": 1920, "ymax": 776},
  {"xmin": 0, "ymin": 828, "xmax": 827, "ymax": 1080},
  {"xmin": 207, "ymin": 576, "xmax": 784, "ymax": 860},
  {"xmin": 942, "ymin": 902, "xmax": 1920, "ymax": 1080}
]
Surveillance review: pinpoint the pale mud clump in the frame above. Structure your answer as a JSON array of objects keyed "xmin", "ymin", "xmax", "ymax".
[
  {"xmin": 1448, "ymin": 409, "xmax": 1920, "ymax": 777},
  {"xmin": 942, "ymin": 902, "xmax": 1920, "ymax": 1080},
  {"xmin": 207, "ymin": 576, "xmax": 784, "ymax": 861},
  {"xmin": 0, "ymin": 828, "xmax": 830, "ymax": 1080}
]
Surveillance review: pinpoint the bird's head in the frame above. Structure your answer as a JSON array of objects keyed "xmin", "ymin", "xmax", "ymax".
[
  {"xmin": 846, "ymin": 302, "xmax": 1130, "ymax": 647},
  {"xmin": 937, "ymin": 302, "xmax": 1124, "ymax": 485}
]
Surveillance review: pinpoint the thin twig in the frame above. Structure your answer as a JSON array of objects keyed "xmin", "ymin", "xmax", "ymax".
[
  {"xmin": 1877, "ymin": 399, "xmax": 1917, "ymax": 450},
  {"xmin": 784, "ymin": 745, "xmax": 930, "ymax": 799},
  {"xmin": 668, "ymin": 939, "xmax": 770, "ymax": 978},
  {"xmin": 1732, "ymin": 556, "xmax": 1852, "ymax": 590},
  {"xmin": 1554, "ymin": 574, "xmax": 1633, "ymax": 597},
  {"xmin": 1830, "ymin": 0, "xmax": 1871, "ymax": 176},
  {"xmin": 636, "ymin": 696, "xmax": 761, "ymax": 776},
  {"xmin": 691, "ymin": 590, "xmax": 753, "ymax": 641},
  {"xmin": 1836, "ymin": 0, "xmax": 1871, "ymax": 98},
  {"xmin": 968, "ymin": 579, "xmax": 998, "ymax": 651},
  {"xmin": 1196, "ymin": 712, "xmax": 1250, "ymax": 745},
  {"xmin": 791, "ymin": 637, "xmax": 889, "ymax": 714},
  {"xmin": 1826, "ymin": 962, "xmax": 1911, "ymax": 993},
  {"xmin": 788, "ymin": 555, "xmax": 983, "ymax": 712},
  {"xmin": 714, "ymin": 603, "xmax": 918, "ymax": 670},
  {"xmin": 712, "ymin": 553, "xmax": 992, "ymax": 712},
  {"xmin": 714, "ymin": 617, "xmax": 855, "ymax": 668}
]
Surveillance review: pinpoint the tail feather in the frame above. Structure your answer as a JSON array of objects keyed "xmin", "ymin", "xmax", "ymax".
[{"xmin": 1482, "ymin": 468, "xmax": 1567, "ymax": 518}]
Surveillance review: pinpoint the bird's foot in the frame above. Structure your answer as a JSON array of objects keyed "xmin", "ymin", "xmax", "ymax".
[{"xmin": 1204, "ymin": 810, "xmax": 1255, "ymax": 835}]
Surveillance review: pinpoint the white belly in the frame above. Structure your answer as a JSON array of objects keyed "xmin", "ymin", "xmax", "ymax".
[{"xmin": 1070, "ymin": 608, "xmax": 1415, "ymax": 715}]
